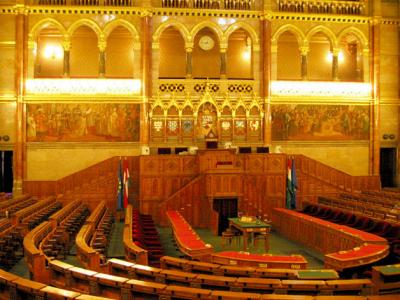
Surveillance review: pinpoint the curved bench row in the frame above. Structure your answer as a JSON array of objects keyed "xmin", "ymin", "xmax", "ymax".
[
  {"xmin": 47, "ymin": 258, "xmax": 375, "ymax": 298},
  {"xmin": 167, "ymin": 210, "xmax": 214, "ymax": 261},
  {"xmin": 0, "ymin": 268, "xmax": 110, "ymax": 300},
  {"xmin": 123, "ymin": 205, "xmax": 149, "ymax": 265},
  {"xmin": 76, "ymin": 200, "xmax": 113, "ymax": 272},
  {"xmin": 272, "ymin": 208, "xmax": 389, "ymax": 272}
]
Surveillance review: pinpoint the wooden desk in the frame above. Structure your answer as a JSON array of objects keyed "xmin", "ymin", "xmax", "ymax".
[
  {"xmin": 41, "ymin": 285, "xmax": 81, "ymax": 299},
  {"xmin": 212, "ymin": 251, "xmax": 307, "ymax": 269},
  {"xmin": 296, "ymin": 269, "xmax": 339, "ymax": 280},
  {"xmin": 371, "ymin": 264, "xmax": 400, "ymax": 294},
  {"xmin": 228, "ymin": 217, "xmax": 271, "ymax": 251}
]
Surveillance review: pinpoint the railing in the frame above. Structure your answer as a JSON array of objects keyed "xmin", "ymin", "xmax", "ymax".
[
  {"xmin": 31, "ymin": 0, "xmax": 258, "ymax": 10},
  {"xmin": 277, "ymin": 0, "xmax": 366, "ymax": 16},
  {"xmin": 161, "ymin": 0, "xmax": 256, "ymax": 10},
  {"xmin": 294, "ymin": 154, "xmax": 381, "ymax": 205},
  {"xmin": 33, "ymin": 0, "xmax": 135, "ymax": 6},
  {"xmin": 156, "ymin": 78, "xmax": 256, "ymax": 96}
]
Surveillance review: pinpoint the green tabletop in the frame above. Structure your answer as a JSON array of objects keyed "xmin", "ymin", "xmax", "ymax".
[
  {"xmin": 376, "ymin": 264, "xmax": 400, "ymax": 276},
  {"xmin": 229, "ymin": 217, "xmax": 271, "ymax": 228},
  {"xmin": 297, "ymin": 270, "xmax": 339, "ymax": 280}
]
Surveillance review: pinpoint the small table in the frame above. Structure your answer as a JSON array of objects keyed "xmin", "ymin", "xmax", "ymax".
[{"xmin": 228, "ymin": 217, "xmax": 271, "ymax": 251}]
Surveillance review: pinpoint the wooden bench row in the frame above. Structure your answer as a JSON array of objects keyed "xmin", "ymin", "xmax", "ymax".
[
  {"xmin": 166, "ymin": 210, "xmax": 214, "ymax": 261},
  {"xmin": 107, "ymin": 258, "xmax": 373, "ymax": 296},
  {"xmin": 123, "ymin": 205, "xmax": 149, "ymax": 265},
  {"xmin": 0, "ymin": 195, "xmax": 38, "ymax": 218},
  {"xmin": 318, "ymin": 196, "xmax": 400, "ymax": 222},
  {"xmin": 23, "ymin": 200, "xmax": 90, "ymax": 283},
  {"xmin": 43, "ymin": 258, "xmax": 377, "ymax": 299},
  {"xmin": 76, "ymin": 201, "xmax": 113, "ymax": 273},
  {"xmin": 160, "ymin": 255, "xmax": 320, "ymax": 278},
  {"xmin": 0, "ymin": 268, "xmax": 111, "ymax": 300},
  {"xmin": 273, "ymin": 208, "xmax": 389, "ymax": 273}
]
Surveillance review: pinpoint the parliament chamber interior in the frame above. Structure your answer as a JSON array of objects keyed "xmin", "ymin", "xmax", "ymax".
[{"xmin": 0, "ymin": 0, "xmax": 400, "ymax": 299}]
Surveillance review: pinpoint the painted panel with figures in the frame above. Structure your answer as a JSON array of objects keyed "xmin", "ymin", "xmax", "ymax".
[{"xmin": 27, "ymin": 103, "xmax": 140, "ymax": 142}]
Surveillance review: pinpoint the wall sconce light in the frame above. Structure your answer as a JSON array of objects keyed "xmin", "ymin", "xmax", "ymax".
[
  {"xmin": 383, "ymin": 134, "xmax": 396, "ymax": 140},
  {"xmin": 43, "ymin": 44, "xmax": 63, "ymax": 60}
]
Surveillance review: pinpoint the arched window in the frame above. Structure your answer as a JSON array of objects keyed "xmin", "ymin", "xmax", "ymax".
[
  {"xmin": 35, "ymin": 26, "xmax": 64, "ymax": 78},
  {"xmin": 106, "ymin": 26, "xmax": 134, "ymax": 78},
  {"xmin": 308, "ymin": 32, "xmax": 332, "ymax": 81},
  {"xmin": 227, "ymin": 29, "xmax": 252, "ymax": 79},
  {"xmin": 70, "ymin": 26, "xmax": 99, "ymax": 77},
  {"xmin": 338, "ymin": 33, "xmax": 363, "ymax": 81},
  {"xmin": 159, "ymin": 27, "xmax": 186, "ymax": 78},
  {"xmin": 192, "ymin": 28, "xmax": 220, "ymax": 79},
  {"xmin": 277, "ymin": 31, "xmax": 301, "ymax": 80}
]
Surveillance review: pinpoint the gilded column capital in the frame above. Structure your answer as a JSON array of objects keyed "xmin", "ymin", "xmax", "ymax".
[
  {"xmin": 62, "ymin": 39, "xmax": 71, "ymax": 51},
  {"xmin": 299, "ymin": 46, "xmax": 309, "ymax": 56},
  {"xmin": 98, "ymin": 36, "xmax": 107, "ymax": 52},
  {"xmin": 331, "ymin": 48, "xmax": 341, "ymax": 56},
  {"xmin": 14, "ymin": 4, "xmax": 28, "ymax": 15},
  {"xmin": 139, "ymin": 9, "xmax": 153, "ymax": 17}
]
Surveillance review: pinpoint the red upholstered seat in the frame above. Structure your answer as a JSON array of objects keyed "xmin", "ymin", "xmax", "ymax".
[
  {"xmin": 330, "ymin": 211, "xmax": 345, "ymax": 223},
  {"xmin": 337, "ymin": 213, "xmax": 356, "ymax": 225}
]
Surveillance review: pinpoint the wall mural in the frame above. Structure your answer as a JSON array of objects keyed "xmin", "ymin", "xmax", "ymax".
[
  {"xmin": 272, "ymin": 105, "xmax": 370, "ymax": 141},
  {"xmin": 27, "ymin": 103, "xmax": 140, "ymax": 142}
]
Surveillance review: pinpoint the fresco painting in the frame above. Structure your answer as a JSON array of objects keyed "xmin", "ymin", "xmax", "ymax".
[
  {"xmin": 272, "ymin": 105, "xmax": 369, "ymax": 141},
  {"xmin": 27, "ymin": 103, "xmax": 140, "ymax": 142}
]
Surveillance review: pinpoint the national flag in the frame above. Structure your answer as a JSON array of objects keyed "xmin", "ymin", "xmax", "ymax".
[
  {"xmin": 291, "ymin": 158, "xmax": 297, "ymax": 209},
  {"xmin": 117, "ymin": 157, "xmax": 124, "ymax": 211},
  {"xmin": 123, "ymin": 157, "xmax": 130, "ymax": 208},
  {"xmin": 286, "ymin": 157, "xmax": 298, "ymax": 209},
  {"xmin": 286, "ymin": 158, "xmax": 293, "ymax": 209}
]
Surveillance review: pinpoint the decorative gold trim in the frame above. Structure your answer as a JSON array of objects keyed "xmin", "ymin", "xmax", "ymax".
[
  {"xmin": 24, "ymin": 95, "xmax": 143, "ymax": 103},
  {"xmin": 26, "ymin": 78, "xmax": 141, "ymax": 95},
  {"xmin": 273, "ymin": 140, "xmax": 370, "ymax": 147},
  {"xmin": 26, "ymin": 142, "xmax": 141, "ymax": 149}
]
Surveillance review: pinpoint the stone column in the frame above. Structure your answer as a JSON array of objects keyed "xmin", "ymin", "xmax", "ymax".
[
  {"xmin": 62, "ymin": 38, "xmax": 71, "ymax": 78},
  {"xmin": 331, "ymin": 48, "xmax": 340, "ymax": 81},
  {"xmin": 27, "ymin": 39, "xmax": 36, "ymax": 79},
  {"xmin": 220, "ymin": 46, "xmax": 227, "ymax": 79},
  {"xmin": 252, "ymin": 43, "xmax": 260, "ymax": 93},
  {"xmin": 362, "ymin": 48, "xmax": 370, "ymax": 82},
  {"xmin": 262, "ymin": 18, "xmax": 272, "ymax": 146},
  {"xmin": 98, "ymin": 35, "xmax": 106, "ymax": 78},
  {"xmin": 369, "ymin": 18, "xmax": 381, "ymax": 175},
  {"xmin": 140, "ymin": 13, "xmax": 152, "ymax": 145},
  {"xmin": 13, "ymin": 10, "xmax": 28, "ymax": 195},
  {"xmin": 185, "ymin": 46, "xmax": 193, "ymax": 78},
  {"xmin": 300, "ymin": 46, "xmax": 309, "ymax": 80},
  {"xmin": 133, "ymin": 41, "xmax": 141, "ymax": 79}
]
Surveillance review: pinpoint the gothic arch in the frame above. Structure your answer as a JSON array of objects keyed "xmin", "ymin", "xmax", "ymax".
[
  {"xmin": 67, "ymin": 19, "xmax": 102, "ymax": 39},
  {"xmin": 305, "ymin": 25, "xmax": 336, "ymax": 48},
  {"xmin": 272, "ymin": 24, "xmax": 305, "ymax": 47},
  {"xmin": 337, "ymin": 27, "xmax": 368, "ymax": 50},
  {"xmin": 153, "ymin": 20, "xmax": 190, "ymax": 45},
  {"xmin": 224, "ymin": 21, "xmax": 259, "ymax": 47},
  {"xmin": 190, "ymin": 21, "xmax": 224, "ymax": 44},
  {"xmin": 103, "ymin": 19, "xmax": 140, "ymax": 43},
  {"xmin": 29, "ymin": 18, "xmax": 67, "ymax": 42}
]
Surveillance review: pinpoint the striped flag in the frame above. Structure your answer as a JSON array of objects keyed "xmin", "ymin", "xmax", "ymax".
[
  {"xmin": 117, "ymin": 157, "xmax": 124, "ymax": 211},
  {"xmin": 123, "ymin": 157, "xmax": 130, "ymax": 208}
]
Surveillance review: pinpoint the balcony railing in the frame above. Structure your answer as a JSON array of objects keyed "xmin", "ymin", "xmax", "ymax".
[
  {"xmin": 33, "ymin": 0, "xmax": 134, "ymax": 6},
  {"xmin": 161, "ymin": 0, "xmax": 256, "ymax": 10},
  {"xmin": 31, "ymin": 0, "xmax": 258, "ymax": 10},
  {"xmin": 277, "ymin": 0, "xmax": 366, "ymax": 16}
]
